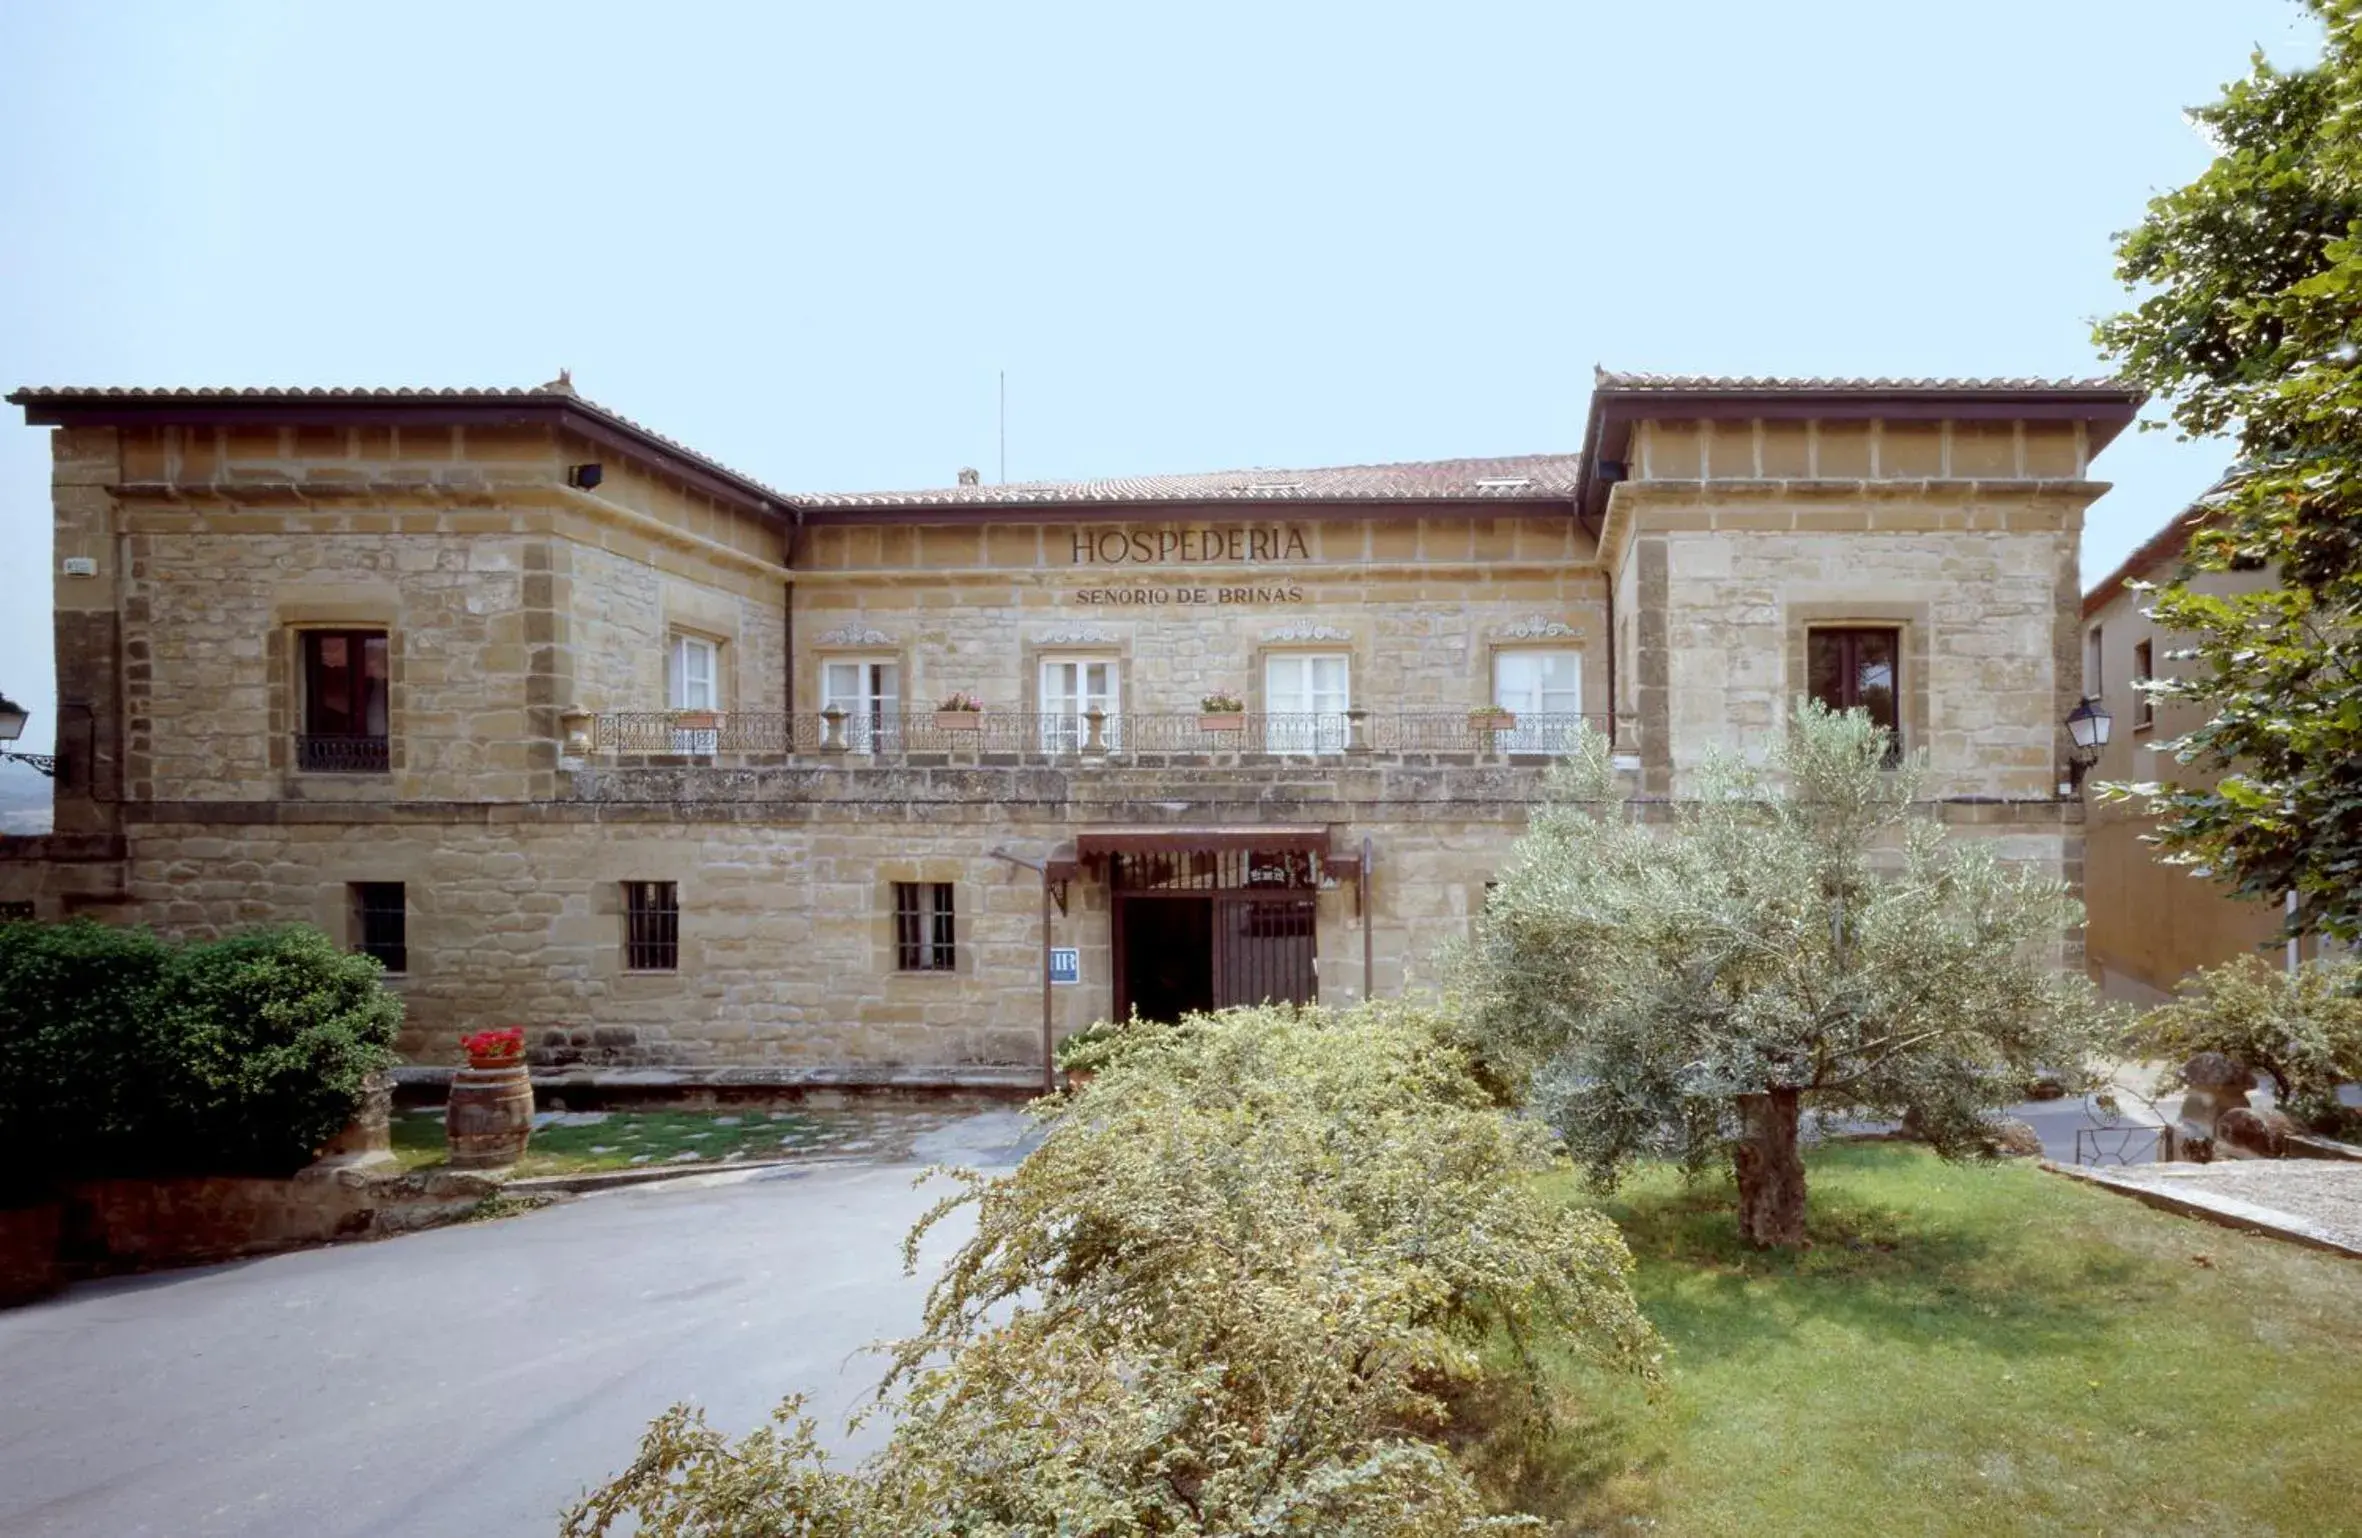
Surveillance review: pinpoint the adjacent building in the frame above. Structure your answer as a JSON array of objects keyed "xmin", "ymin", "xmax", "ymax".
[
  {"xmin": 2078, "ymin": 501, "xmax": 2325, "ymax": 1002},
  {"xmin": 2, "ymin": 372, "xmax": 2140, "ymax": 1087}
]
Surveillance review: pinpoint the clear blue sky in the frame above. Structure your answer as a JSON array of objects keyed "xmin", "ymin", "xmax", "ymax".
[{"xmin": 0, "ymin": 0, "xmax": 2325, "ymax": 750}]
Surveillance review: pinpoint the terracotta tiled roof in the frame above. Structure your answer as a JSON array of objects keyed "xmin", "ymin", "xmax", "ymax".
[
  {"xmin": 793, "ymin": 452, "xmax": 1585, "ymax": 510},
  {"xmin": 6, "ymin": 380, "xmax": 795, "ymax": 509},
  {"xmin": 1594, "ymin": 369, "xmax": 2140, "ymax": 397}
]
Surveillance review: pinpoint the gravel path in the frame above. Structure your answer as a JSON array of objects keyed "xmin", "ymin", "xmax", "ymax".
[{"xmin": 2100, "ymin": 1158, "xmax": 2362, "ymax": 1253}]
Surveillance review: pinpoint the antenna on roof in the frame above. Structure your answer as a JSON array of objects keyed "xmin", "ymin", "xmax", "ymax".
[{"xmin": 998, "ymin": 370, "xmax": 1007, "ymax": 485}]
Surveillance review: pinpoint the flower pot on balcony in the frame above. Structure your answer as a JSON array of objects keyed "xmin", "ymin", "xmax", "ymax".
[
  {"xmin": 1470, "ymin": 711, "xmax": 1518, "ymax": 732},
  {"xmin": 673, "ymin": 711, "xmax": 720, "ymax": 732},
  {"xmin": 935, "ymin": 711, "xmax": 983, "ymax": 731},
  {"xmin": 1198, "ymin": 712, "xmax": 1246, "ymax": 733}
]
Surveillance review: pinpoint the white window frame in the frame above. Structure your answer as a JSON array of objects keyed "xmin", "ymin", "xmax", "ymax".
[
  {"xmin": 1264, "ymin": 652, "xmax": 1350, "ymax": 754},
  {"xmin": 1039, "ymin": 656, "xmax": 1119, "ymax": 753},
  {"xmin": 822, "ymin": 658, "xmax": 902, "ymax": 752},
  {"xmin": 1491, "ymin": 647, "xmax": 1583, "ymax": 754},
  {"xmin": 668, "ymin": 634, "xmax": 720, "ymax": 753}
]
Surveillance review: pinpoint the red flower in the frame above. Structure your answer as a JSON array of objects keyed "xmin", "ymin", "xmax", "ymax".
[{"xmin": 460, "ymin": 1026, "xmax": 527, "ymax": 1059}]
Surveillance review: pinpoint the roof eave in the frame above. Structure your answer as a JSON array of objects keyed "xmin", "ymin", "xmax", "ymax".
[
  {"xmin": 1575, "ymin": 379, "xmax": 2148, "ymax": 520},
  {"xmin": 793, "ymin": 493, "xmax": 1580, "ymax": 524},
  {"xmin": 7, "ymin": 390, "xmax": 790, "ymax": 522}
]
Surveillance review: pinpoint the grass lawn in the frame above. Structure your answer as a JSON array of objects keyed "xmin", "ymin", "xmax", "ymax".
[
  {"xmin": 388, "ymin": 1108, "xmax": 903, "ymax": 1179},
  {"xmin": 1516, "ymin": 1143, "xmax": 2362, "ymax": 1536}
]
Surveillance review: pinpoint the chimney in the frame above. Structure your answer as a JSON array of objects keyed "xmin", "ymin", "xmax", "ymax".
[{"xmin": 957, "ymin": 467, "xmax": 981, "ymax": 486}]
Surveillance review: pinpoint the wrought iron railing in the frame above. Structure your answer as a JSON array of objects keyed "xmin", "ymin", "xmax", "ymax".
[
  {"xmin": 296, "ymin": 734, "xmax": 391, "ymax": 773},
  {"xmin": 590, "ymin": 710, "xmax": 1609, "ymax": 760}
]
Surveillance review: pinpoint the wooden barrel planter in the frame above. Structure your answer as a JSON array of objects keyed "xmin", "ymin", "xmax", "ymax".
[{"xmin": 445, "ymin": 1060, "xmax": 533, "ymax": 1169}]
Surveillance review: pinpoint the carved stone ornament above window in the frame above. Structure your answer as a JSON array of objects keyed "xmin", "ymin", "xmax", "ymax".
[
  {"xmin": 1036, "ymin": 627, "xmax": 1120, "ymax": 646},
  {"xmin": 815, "ymin": 626, "xmax": 894, "ymax": 647},
  {"xmin": 1265, "ymin": 622, "xmax": 1351, "ymax": 643},
  {"xmin": 1499, "ymin": 615, "xmax": 1580, "ymax": 640}
]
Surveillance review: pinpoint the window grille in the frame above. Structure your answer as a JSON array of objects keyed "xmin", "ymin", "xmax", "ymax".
[
  {"xmin": 624, "ymin": 881, "xmax": 680, "ymax": 971},
  {"xmin": 894, "ymin": 881, "xmax": 956, "ymax": 971},
  {"xmin": 350, "ymin": 882, "xmax": 407, "ymax": 971}
]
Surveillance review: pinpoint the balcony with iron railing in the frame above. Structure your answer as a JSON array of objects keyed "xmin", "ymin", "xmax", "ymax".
[{"xmin": 572, "ymin": 708, "xmax": 1613, "ymax": 766}]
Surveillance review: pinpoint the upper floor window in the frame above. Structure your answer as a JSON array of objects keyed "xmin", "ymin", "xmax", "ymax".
[
  {"xmin": 2133, "ymin": 639, "xmax": 2155, "ymax": 730},
  {"xmin": 1264, "ymin": 653, "xmax": 1350, "ymax": 754},
  {"xmin": 300, "ymin": 630, "xmax": 390, "ymax": 773},
  {"xmin": 2086, "ymin": 624, "xmax": 2104, "ymax": 696},
  {"xmin": 1492, "ymin": 648, "xmax": 1582, "ymax": 754},
  {"xmin": 1806, "ymin": 627, "xmax": 1901, "ymax": 765},
  {"xmin": 668, "ymin": 635, "xmax": 719, "ymax": 753},
  {"xmin": 1040, "ymin": 657, "xmax": 1118, "ymax": 752},
  {"xmin": 350, "ymin": 882, "xmax": 407, "ymax": 973},
  {"xmin": 823, "ymin": 659, "xmax": 901, "ymax": 752}
]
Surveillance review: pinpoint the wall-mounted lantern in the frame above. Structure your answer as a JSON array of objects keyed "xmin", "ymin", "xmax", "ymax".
[
  {"xmin": 0, "ymin": 695, "xmax": 56, "ymax": 777},
  {"xmin": 2065, "ymin": 695, "xmax": 2113, "ymax": 790}
]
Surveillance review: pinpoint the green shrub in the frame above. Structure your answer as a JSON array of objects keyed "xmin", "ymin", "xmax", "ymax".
[
  {"xmin": 567, "ymin": 1001, "xmax": 1659, "ymax": 1536},
  {"xmin": 0, "ymin": 920, "xmax": 402, "ymax": 1189},
  {"xmin": 2128, "ymin": 955, "xmax": 2362, "ymax": 1134}
]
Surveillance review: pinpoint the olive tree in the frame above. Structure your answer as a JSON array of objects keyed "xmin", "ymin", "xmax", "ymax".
[{"xmin": 1456, "ymin": 701, "xmax": 2112, "ymax": 1248}]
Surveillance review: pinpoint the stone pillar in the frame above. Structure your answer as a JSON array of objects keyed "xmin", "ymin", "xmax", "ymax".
[
  {"xmin": 1345, "ymin": 708, "xmax": 1371, "ymax": 756},
  {"xmin": 1082, "ymin": 708, "xmax": 1107, "ymax": 757}
]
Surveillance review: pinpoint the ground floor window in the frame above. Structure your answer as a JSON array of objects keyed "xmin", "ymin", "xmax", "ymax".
[
  {"xmin": 894, "ymin": 881, "xmax": 956, "ymax": 971},
  {"xmin": 1264, "ymin": 652, "xmax": 1349, "ymax": 753},
  {"xmin": 624, "ymin": 881, "xmax": 680, "ymax": 971},
  {"xmin": 1806, "ymin": 627, "xmax": 1901, "ymax": 763},
  {"xmin": 350, "ymin": 882, "xmax": 407, "ymax": 972},
  {"xmin": 823, "ymin": 659, "xmax": 900, "ymax": 751},
  {"xmin": 1040, "ymin": 657, "xmax": 1118, "ymax": 752}
]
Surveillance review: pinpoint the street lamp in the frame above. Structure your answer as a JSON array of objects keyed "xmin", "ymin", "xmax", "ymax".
[
  {"xmin": 2065, "ymin": 696, "xmax": 2112, "ymax": 790},
  {"xmin": 0, "ymin": 695, "xmax": 57, "ymax": 778}
]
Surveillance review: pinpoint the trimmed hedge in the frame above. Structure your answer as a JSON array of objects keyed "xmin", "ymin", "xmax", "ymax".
[{"xmin": 0, "ymin": 920, "xmax": 402, "ymax": 1189}]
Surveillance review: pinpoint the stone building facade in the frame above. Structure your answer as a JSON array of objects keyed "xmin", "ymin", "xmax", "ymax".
[{"xmin": 3, "ymin": 373, "xmax": 2140, "ymax": 1087}]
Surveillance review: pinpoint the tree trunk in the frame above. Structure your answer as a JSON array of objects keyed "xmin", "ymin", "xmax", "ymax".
[{"xmin": 1732, "ymin": 1088, "xmax": 1807, "ymax": 1248}]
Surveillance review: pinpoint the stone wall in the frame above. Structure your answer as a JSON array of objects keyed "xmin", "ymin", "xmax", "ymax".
[
  {"xmin": 1603, "ymin": 480, "xmax": 2092, "ymax": 802},
  {"xmin": 792, "ymin": 515, "xmax": 1608, "ymax": 720},
  {"xmin": 0, "ymin": 1166, "xmax": 499, "ymax": 1306},
  {"xmin": 565, "ymin": 538, "xmax": 787, "ymax": 717},
  {"xmin": 0, "ymin": 833, "xmax": 128, "ymax": 921},
  {"xmin": 42, "ymin": 422, "xmax": 792, "ymax": 813},
  {"xmin": 99, "ymin": 761, "xmax": 2080, "ymax": 1073},
  {"xmin": 118, "ymin": 760, "xmax": 1560, "ymax": 1070}
]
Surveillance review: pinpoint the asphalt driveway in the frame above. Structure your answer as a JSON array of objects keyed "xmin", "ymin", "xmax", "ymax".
[{"xmin": 0, "ymin": 1111, "xmax": 1036, "ymax": 1538}]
